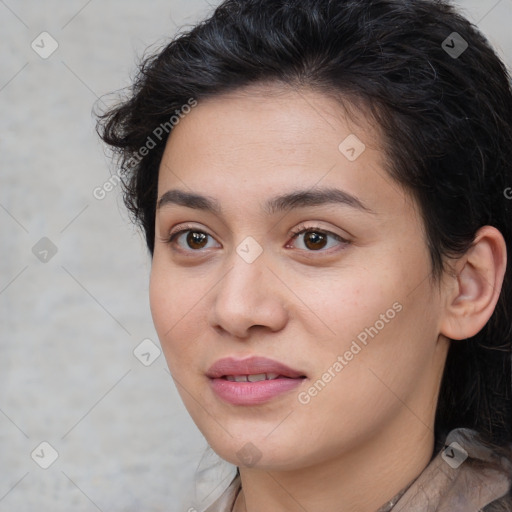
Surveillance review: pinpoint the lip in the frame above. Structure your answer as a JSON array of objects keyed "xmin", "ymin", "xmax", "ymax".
[
  {"xmin": 207, "ymin": 356, "xmax": 305, "ymax": 379},
  {"xmin": 207, "ymin": 356, "xmax": 306, "ymax": 406}
]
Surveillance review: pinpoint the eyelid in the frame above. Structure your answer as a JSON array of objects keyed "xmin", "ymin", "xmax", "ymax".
[
  {"xmin": 167, "ymin": 222, "xmax": 210, "ymax": 240},
  {"xmin": 164, "ymin": 223, "xmax": 222, "ymax": 253},
  {"xmin": 162, "ymin": 222, "xmax": 350, "ymax": 254},
  {"xmin": 287, "ymin": 222, "xmax": 350, "ymax": 242},
  {"xmin": 285, "ymin": 223, "xmax": 351, "ymax": 255}
]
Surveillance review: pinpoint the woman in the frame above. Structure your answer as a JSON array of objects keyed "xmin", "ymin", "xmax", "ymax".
[{"xmin": 97, "ymin": 0, "xmax": 512, "ymax": 510}]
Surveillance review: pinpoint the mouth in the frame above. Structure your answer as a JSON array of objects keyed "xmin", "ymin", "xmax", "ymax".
[
  {"xmin": 223, "ymin": 373, "xmax": 283, "ymax": 382},
  {"xmin": 207, "ymin": 356, "xmax": 306, "ymax": 379},
  {"xmin": 207, "ymin": 356, "xmax": 306, "ymax": 405}
]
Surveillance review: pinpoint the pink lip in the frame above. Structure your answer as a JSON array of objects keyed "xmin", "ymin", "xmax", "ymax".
[{"xmin": 207, "ymin": 356, "xmax": 306, "ymax": 406}]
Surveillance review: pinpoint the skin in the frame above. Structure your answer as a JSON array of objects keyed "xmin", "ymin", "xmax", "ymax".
[{"xmin": 149, "ymin": 84, "xmax": 506, "ymax": 512}]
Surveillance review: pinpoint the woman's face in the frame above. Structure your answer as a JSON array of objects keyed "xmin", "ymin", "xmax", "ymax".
[{"xmin": 150, "ymin": 85, "xmax": 449, "ymax": 471}]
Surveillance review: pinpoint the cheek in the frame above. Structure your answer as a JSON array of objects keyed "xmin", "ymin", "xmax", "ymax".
[
  {"xmin": 149, "ymin": 268, "xmax": 220, "ymax": 442},
  {"xmin": 298, "ymin": 253, "xmax": 439, "ymax": 388},
  {"xmin": 150, "ymin": 254, "xmax": 202, "ymax": 330},
  {"xmin": 292, "ymin": 265, "xmax": 399, "ymax": 350},
  {"xmin": 316, "ymin": 287, "xmax": 439, "ymax": 417},
  {"xmin": 149, "ymin": 263, "xmax": 199, "ymax": 365},
  {"xmin": 149, "ymin": 258, "xmax": 221, "ymax": 390},
  {"xmin": 149, "ymin": 265, "xmax": 173, "ymax": 339}
]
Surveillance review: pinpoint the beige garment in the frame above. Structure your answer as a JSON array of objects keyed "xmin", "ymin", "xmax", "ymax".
[{"xmin": 204, "ymin": 429, "xmax": 511, "ymax": 512}]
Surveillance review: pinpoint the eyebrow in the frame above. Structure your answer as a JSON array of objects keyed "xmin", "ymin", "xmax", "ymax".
[{"xmin": 156, "ymin": 188, "xmax": 374, "ymax": 215}]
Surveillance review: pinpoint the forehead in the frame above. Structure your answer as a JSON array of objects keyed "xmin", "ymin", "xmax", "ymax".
[
  {"xmin": 157, "ymin": 84, "xmax": 412, "ymax": 218},
  {"xmin": 165, "ymin": 84, "xmax": 377, "ymax": 155}
]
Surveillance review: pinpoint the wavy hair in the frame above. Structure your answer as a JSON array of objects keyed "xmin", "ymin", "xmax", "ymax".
[{"xmin": 97, "ymin": 0, "xmax": 512, "ymax": 450}]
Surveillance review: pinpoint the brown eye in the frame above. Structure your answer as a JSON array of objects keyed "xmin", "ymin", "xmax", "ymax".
[
  {"xmin": 167, "ymin": 228, "xmax": 220, "ymax": 251},
  {"xmin": 186, "ymin": 231, "xmax": 208, "ymax": 249},
  {"xmin": 288, "ymin": 226, "xmax": 348, "ymax": 252},
  {"xmin": 304, "ymin": 231, "xmax": 327, "ymax": 250}
]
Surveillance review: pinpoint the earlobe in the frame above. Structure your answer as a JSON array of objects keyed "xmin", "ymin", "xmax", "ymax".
[{"xmin": 440, "ymin": 226, "xmax": 507, "ymax": 341}]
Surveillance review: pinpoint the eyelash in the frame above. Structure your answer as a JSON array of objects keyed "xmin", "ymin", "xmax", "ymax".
[
  {"xmin": 165, "ymin": 223, "xmax": 349, "ymax": 253},
  {"xmin": 287, "ymin": 224, "xmax": 349, "ymax": 250}
]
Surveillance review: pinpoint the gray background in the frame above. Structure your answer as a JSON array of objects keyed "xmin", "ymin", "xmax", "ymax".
[{"xmin": 1, "ymin": 1, "xmax": 511, "ymax": 511}]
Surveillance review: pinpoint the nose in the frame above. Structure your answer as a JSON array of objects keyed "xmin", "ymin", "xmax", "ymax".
[{"xmin": 208, "ymin": 253, "xmax": 289, "ymax": 339}]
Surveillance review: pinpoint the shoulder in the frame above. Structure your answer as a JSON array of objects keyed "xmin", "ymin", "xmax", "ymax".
[{"xmin": 393, "ymin": 429, "xmax": 512, "ymax": 511}]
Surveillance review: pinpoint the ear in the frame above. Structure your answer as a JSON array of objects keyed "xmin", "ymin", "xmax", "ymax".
[{"xmin": 440, "ymin": 226, "xmax": 507, "ymax": 341}]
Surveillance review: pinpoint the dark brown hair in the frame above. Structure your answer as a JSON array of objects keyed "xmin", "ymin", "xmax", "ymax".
[{"xmin": 97, "ymin": 0, "xmax": 512, "ymax": 450}]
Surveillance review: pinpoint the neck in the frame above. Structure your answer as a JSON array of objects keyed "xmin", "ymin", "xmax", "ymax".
[{"xmin": 234, "ymin": 420, "xmax": 435, "ymax": 512}]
